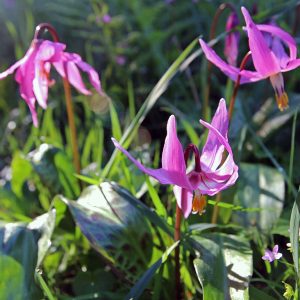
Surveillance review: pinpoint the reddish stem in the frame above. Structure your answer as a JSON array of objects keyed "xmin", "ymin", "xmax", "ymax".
[
  {"xmin": 211, "ymin": 51, "xmax": 251, "ymax": 224},
  {"xmin": 204, "ymin": 2, "xmax": 237, "ymax": 120}
]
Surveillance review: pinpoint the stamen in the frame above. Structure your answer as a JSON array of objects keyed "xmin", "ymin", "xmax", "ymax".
[
  {"xmin": 269, "ymin": 73, "xmax": 289, "ymax": 111},
  {"xmin": 192, "ymin": 190, "xmax": 207, "ymax": 215}
]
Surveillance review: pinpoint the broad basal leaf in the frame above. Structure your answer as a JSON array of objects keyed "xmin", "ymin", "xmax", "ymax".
[
  {"xmin": 0, "ymin": 210, "xmax": 56, "ymax": 300},
  {"xmin": 192, "ymin": 233, "xmax": 253, "ymax": 300},
  {"xmin": 63, "ymin": 182, "xmax": 156, "ymax": 282},
  {"xmin": 232, "ymin": 163, "xmax": 285, "ymax": 233}
]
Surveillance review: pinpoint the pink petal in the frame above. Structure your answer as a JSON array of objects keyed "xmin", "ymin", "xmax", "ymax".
[
  {"xmin": 262, "ymin": 249, "xmax": 274, "ymax": 262},
  {"xmin": 75, "ymin": 58, "xmax": 102, "ymax": 94},
  {"xmin": 173, "ymin": 186, "xmax": 193, "ymax": 218},
  {"xmin": 162, "ymin": 115, "xmax": 186, "ymax": 174},
  {"xmin": 200, "ymin": 99, "xmax": 228, "ymax": 172},
  {"xmin": 282, "ymin": 58, "xmax": 300, "ymax": 72},
  {"xmin": 198, "ymin": 168, "xmax": 238, "ymax": 196},
  {"xmin": 0, "ymin": 42, "xmax": 36, "ymax": 80},
  {"xmin": 199, "ymin": 39, "xmax": 262, "ymax": 84},
  {"xmin": 65, "ymin": 60, "xmax": 91, "ymax": 95},
  {"xmin": 270, "ymin": 37, "xmax": 290, "ymax": 68},
  {"xmin": 257, "ymin": 24, "xmax": 297, "ymax": 60},
  {"xmin": 111, "ymin": 138, "xmax": 193, "ymax": 191},
  {"xmin": 241, "ymin": 7, "xmax": 280, "ymax": 76},
  {"xmin": 272, "ymin": 244, "xmax": 279, "ymax": 254},
  {"xmin": 224, "ymin": 12, "xmax": 240, "ymax": 66},
  {"xmin": 33, "ymin": 62, "xmax": 50, "ymax": 109}
]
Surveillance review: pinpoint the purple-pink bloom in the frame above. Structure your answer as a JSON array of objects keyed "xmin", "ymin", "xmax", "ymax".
[
  {"xmin": 262, "ymin": 245, "xmax": 282, "ymax": 262},
  {"xmin": 224, "ymin": 11, "xmax": 240, "ymax": 66},
  {"xmin": 102, "ymin": 14, "xmax": 112, "ymax": 24},
  {"xmin": 199, "ymin": 6, "xmax": 300, "ymax": 111},
  {"xmin": 112, "ymin": 99, "xmax": 238, "ymax": 218},
  {"xmin": 0, "ymin": 39, "xmax": 101, "ymax": 127}
]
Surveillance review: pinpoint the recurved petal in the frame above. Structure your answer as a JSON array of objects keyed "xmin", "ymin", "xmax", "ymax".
[
  {"xmin": 0, "ymin": 41, "xmax": 37, "ymax": 80},
  {"xmin": 198, "ymin": 165, "xmax": 238, "ymax": 196},
  {"xmin": 173, "ymin": 186, "xmax": 193, "ymax": 219},
  {"xmin": 241, "ymin": 7, "xmax": 280, "ymax": 76},
  {"xmin": 162, "ymin": 115, "xmax": 186, "ymax": 174},
  {"xmin": 200, "ymin": 99, "xmax": 228, "ymax": 172},
  {"xmin": 199, "ymin": 39, "xmax": 261, "ymax": 83},
  {"xmin": 112, "ymin": 138, "xmax": 193, "ymax": 191},
  {"xmin": 75, "ymin": 58, "xmax": 102, "ymax": 94},
  {"xmin": 257, "ymin": 24, "xmax": 297, "ymax": 60},
  {"xmin": 282, "ymin": 58, "xmax": 300, "ymax": 72}
]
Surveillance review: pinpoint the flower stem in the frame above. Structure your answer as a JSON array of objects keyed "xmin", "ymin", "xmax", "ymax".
[
  {"xmin": 62, "ymin": 73, "xmax": 81, "ymax": 175},
  {"xmin": 34, "ymin": 23, "xmax": 81, "ymax": 176},
  {"xmin": 204, "ymin": 2, "xmax": 236, "ymax": 120},
  {"xmin": 174, "ymin": 204, "xmax": 182, "ymax": 300},
  {"xmin": 228, "ymin": 51, "xmax": 251, "ymax": 120},
  {"xmin": 211, "ymin": 51, "xmax": 251, "ymax": 224}
]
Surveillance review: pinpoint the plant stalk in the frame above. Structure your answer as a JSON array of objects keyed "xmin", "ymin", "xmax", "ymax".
[
  {"xmin": 204, "ymin": 2, "xmax": 236, "ymax": 120},
  {"xmin": 174, "ymin": 203, "xmax": 182, "ymax": 300},
  {"xmin": 211, "ymin": 51, "xmax": 251, "ymax": 224}
]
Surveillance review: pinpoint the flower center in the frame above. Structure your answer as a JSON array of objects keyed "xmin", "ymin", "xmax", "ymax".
[{"xmin": 192, "ymin": 190, "xmax": 207, "ymax": 215}]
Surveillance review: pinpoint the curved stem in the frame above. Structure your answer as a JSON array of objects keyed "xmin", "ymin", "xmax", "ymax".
[
  {"xmin": 211, "ymin": 51, "xmax": 251, "ymax": 224},
  {"xmin": 34, "ymin": 23, "xmax": 81, "ymax": 176},
  {"xmin": 204, "ymin": 2, "xmax": 236, "ymax": 120},
  {"xmin": 228, "ymin": 51, "xmax": 252, "ymax": 121}
]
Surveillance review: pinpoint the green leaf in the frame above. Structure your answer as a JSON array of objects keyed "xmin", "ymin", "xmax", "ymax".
[
  {"xmin": 11, "ymin": 151, "xmax": 33, "ymax": 198},
  {"xmin": 290, "ymin": 189, "xmax": 300, "ymax": 277},
  {"xmin": 0, "ymin": 210, "xmax": 56, "ymax": 299},
  {"xmin": 63, "ymin": 182, "xmax": 168, "ymax": 282},
  {"xmin": 192, "ymin": 233, "xmax": 253, "ymax": 300},
  {"xmin": 28, "ymin": 143, "xmax": 80, "ymax": 198},
  {"xmin": 109, "ymin": 100, "xmax": 123, "ymax": 141},
  {"xmin": 125, "ymin": 241, "xmax": 179, "ymax": 300},
  {"xmin": 232, "ymin": 163, "xmax": 285, "ymax": 233},
  {"xmin": 145, "ymin": 176, "xmax": 167, "ymax": 217},
  {"xmin": 249, "ymin": 287, "xmax": 277, "ymax": 300}
]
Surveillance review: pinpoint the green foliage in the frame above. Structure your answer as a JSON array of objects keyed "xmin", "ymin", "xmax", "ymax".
[{"xmin": 0, "ymin": 0, "xmax": 300, "ymax": 298}]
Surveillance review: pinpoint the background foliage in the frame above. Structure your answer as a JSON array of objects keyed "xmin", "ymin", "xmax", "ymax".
[{"xmin": 0, "ymin": 0, "xmax": 300, "ymax": 299}]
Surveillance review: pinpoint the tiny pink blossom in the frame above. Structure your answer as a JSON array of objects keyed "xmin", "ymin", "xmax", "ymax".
[
  {"xmin": 112, "ymin": 99, "xmax": 238, "ymax": 218},
  {"xmin": 102, "ymin": 14, "xmax": 112, "ymax": 24},
  {"xmin": 262, "ymin": 245, "xmax": 282, "ymax": 262},
  {"xmin": 0, "ymin": 39, "xmax": 101, "ymax": 126},
  {"xmin": 115, "ymin": 55, "xmax": 126, "ymax": 66}
]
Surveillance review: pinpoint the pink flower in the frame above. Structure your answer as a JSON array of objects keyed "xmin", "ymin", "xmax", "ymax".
[
  {"xmin": 224, "ymin": 11, "xmax": 240, "ymax": 66},
  {"xmin": 0, "ymin": 39, "xmax": 101, "ymax": 126},
  {"xmin": 199, "ymin": 7, "xmax": 300, "ymax": 111},
  {"xmin": 262, "ymin": 245, "xmax": 282, "ymax": 262},
  {"xmin": 112, "ymin": 99, "xmax": 238, "ymax": 218},
  {"xmin": 102, "ymin": 14, "xmax": 112, "ymax": 24}
]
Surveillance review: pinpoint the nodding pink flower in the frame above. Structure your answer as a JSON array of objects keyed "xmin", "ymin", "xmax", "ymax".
[
  {"xmin": 112, "ymin": 99, "xmax": 238, "ymax": 218},
  {"xmin": 262, "ymin": 245, "xmax": 282, "ymax": 262},
  {"xmin": 224, "ymin": 11, "xmax": 240, "ymax": 66},
  {"xmin": 0, "ymin": 39, "xmax": 101, "ymax": 126},
  {"xmin": 200, "ymin": 6, "xmax": 300, "ymax": 111}
]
